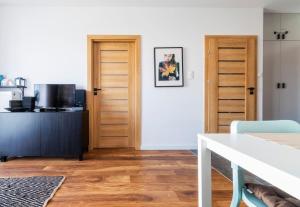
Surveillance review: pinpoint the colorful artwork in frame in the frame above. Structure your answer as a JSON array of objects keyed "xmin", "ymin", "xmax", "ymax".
[{"xmin": 154, "ymin": 47, "xmax": 184, "ymax": 87}]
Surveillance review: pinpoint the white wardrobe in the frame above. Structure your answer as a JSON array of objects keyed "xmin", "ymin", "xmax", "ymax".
[{"xmin": 264, "ymin": 13, "xmax": 300, "ymax": 122}]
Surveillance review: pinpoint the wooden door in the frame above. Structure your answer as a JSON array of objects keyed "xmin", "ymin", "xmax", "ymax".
[
  {"xmin": 93, "ymin": 41, "xmax": 135, "ymax": 148},
  {"xmin": 205, "ymin": 36, "xmax": 257, "ymax": 133}
]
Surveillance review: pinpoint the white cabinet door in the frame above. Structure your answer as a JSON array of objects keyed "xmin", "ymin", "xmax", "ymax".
[
  {"xmin": 263, "ymin": 41, "xmax": 281, "ymax": 120},
  {"xmin": 280, "ymin": 41, "xmax": 300, "ymax": 122},
  {"xmin": 281, "ymin": 14, "xmax": 300, "ymax": 41},
  {"xmin": 264, "ymin": 13, "xmax": 281, "ymax": 40}
]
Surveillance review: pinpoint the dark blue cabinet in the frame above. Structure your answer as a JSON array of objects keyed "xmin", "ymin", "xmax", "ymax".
[{"xmin": 0, "ymin": 111, "xmax": 88, "ymax": 161}]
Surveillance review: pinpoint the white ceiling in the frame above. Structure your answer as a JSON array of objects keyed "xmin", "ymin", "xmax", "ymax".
[{"xmin": 0, "ymin": 0, "xmax": 299, "ymax": 12}]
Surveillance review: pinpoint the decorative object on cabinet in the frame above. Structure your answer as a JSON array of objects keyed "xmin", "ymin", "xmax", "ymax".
[
  {"xmin": 154, "ymin": 47, "xmax": 184, "ymax": 87},
  {"xmin": 0, "ymin": 75, "xmax": 4, "ymax": 85},
  {"xmin": 1, "ymin": 78, "xmax": 14, "ymax": 86},
  {"xmin": 15, "ymin": 77, "xmax": 26, "ymax": 87}
]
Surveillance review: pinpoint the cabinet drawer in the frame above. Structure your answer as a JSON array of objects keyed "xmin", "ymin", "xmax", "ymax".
[{"xmin": 0, "ymin": 113, "xmax": 40, "ymax": 156}]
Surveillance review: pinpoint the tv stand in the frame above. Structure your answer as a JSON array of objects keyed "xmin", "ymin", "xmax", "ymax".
[{"xmin": 0, "ymin": 110, "xmax": 89, "ymax": 162}]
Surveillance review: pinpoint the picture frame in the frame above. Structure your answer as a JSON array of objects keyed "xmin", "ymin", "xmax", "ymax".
[{"xmin": 154, "ymin": 47, "xmax": 184, "ymax": 87}]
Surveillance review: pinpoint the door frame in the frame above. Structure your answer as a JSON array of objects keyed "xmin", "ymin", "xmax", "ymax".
[
  {"xmin": 87, "ymin": 35, "xmax": 141, "ymax": 150},
  {"xmin": 204, "ymin": 35, "xmax": 257, "ymax": 132}
]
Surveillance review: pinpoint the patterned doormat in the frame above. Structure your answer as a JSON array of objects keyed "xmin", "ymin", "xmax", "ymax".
[{"xmin": 0, "ymin": 176, "xmax": 65, "ymax": 207}]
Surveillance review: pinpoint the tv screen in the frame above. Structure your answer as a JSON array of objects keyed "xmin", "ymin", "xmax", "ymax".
[{"xmin": 34, "ymin": 84, "xmax": 75, "ymax": 108}]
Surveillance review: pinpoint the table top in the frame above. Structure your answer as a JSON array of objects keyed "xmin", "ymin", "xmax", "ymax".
[
  {"xmin": 198, "ymin": 133, "xmax": 300, "ymax": 199},
  {"xmin": 249, "ymin": 133, "xmax": 300, "ymax": 150}
]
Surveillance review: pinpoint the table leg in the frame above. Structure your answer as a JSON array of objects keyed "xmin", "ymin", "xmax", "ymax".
[{"xmin": 198, "ymin": 138, "xmax": 212, "ymax": 207}]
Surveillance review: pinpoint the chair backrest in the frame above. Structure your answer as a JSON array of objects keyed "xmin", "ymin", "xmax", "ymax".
[{"xmin": 231, "ymin": 120, "xmax": 300, "ymax": 134}]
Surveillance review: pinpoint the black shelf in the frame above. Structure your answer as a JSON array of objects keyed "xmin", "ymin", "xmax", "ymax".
[
  {"xmin": 0, "ymin": 86, "xmax": 26, "ymax": 89},
  {"xmin": 0, "ymin": 85, "xmax": 27, "ymax": 97}
]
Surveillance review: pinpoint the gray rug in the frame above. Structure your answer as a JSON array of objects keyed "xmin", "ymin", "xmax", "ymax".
[{"xmin": 0, "ymin": 176, "xmax": 65, "ymax": 207}]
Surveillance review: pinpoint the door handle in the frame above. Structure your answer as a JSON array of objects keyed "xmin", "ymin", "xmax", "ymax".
[
  {"xmin": 281, "ymin": 31, "xmax": 288, "ymax": 40},
  {"xmin": 274, "ymin": 31, "xmax": 280, "ymax": 40},
  {"xmin": 277, "ymin": 83, "xmax": 281, "ymax": 89},
  {"xmin": 93, "ymin": 88, "xmax": 102, "ymax": 95},
  {"xmin": 247, "ymin": 87, "xmax": 255, "ymax": 95}
]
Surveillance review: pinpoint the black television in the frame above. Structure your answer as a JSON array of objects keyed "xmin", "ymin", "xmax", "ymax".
[{"xmin": 34, "ymin": 84, "xmax": 75, "ymax": 109}]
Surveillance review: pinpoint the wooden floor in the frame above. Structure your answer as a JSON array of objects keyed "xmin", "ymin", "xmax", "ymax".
[{"xmin": 0, "ymin": 149, "xmax": 242, "ymax": 207}]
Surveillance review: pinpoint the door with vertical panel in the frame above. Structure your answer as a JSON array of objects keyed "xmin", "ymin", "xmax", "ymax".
[
  {"xmin": 205, "ymin": 36, "xmax": 257, "ymax": 133},
  {"xmin": 263, "ymin": 41, "xmax": 281, "ymax": 120},
  {"xmin": 280, "ymin": 41, "xmax": 300, "ymax": 122},
  {"xmin": 93, "ymin": 42, "xmax": 134, "ymax": 148}
]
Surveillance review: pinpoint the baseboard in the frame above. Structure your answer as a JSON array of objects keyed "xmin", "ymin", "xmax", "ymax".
[{"xmin": 141, "ymin": 145, "xmax": 197, "ymax": 150}]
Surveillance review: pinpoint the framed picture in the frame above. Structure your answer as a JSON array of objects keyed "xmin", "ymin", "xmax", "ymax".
[{"xmin": 154, "ymin": 47, "xmax": 184, "ymax": 87}]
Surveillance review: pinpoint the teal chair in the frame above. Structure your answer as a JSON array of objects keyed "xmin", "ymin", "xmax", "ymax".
[{"xmin": 230, "ymin": 120, "xmax": 300, "ymax": 207}]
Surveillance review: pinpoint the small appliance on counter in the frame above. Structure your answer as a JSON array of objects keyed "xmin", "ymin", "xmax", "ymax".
[
  {"xmin": 22, "ymin": 97, "xmax": 35, "ymax": 111},
  {"xmin": 5, "ymin": 96, "xmax": 35, "ymax": 112},
  {"xmin": 9, "ymin": 100, "xmax": 22, "ymax": 108},
  {"xmin": 6, "ymin": 100, "xmax": 26, "ymax": 112}
]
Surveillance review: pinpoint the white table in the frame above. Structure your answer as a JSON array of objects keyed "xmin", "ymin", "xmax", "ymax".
[{"xmin": 198, "ymin": 133, "xmax": 300, "ymax": 207}]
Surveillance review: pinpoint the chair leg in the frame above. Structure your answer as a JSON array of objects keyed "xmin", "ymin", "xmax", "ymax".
[{"xmin": 230, "ymin": 163, "xmax": 244, "ymax": 207}]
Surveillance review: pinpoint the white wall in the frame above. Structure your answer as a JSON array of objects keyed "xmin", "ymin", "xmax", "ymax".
[{"xmin": 0, "ymin": 6, "xmax": 263, "ymax": 149}]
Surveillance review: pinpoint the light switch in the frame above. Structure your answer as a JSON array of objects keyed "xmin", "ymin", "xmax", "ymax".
[{"xmin": 187, "ymin": 71, "xmax": 194, "ymax": 80}]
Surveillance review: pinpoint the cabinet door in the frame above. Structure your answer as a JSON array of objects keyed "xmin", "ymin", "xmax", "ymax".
[
  {"xmin": 263, "ymin": 41, "xmax": 281, "ymax": 120},
  {"xmin": 0, "ymin": 113, "xmax": 41, "ymax": 156},
  {"xmin": 60, "ymin": 112, "xmax": 82, "ymax": 156},
  {"xmin": 0, "ymin": 114, "xmax": 15, "ymax": 155},
  {"xmin": 264, "ymin": 13, "xmax": 281, "ymax": 40},
  {"xmin": 280, "ymin": 41, "xmax": 300, "ymax": 122},
  {"xmin": 40, "ymin": 113, "xmax": 64, "ymax": 156},
  {"xmin": 281, "ymin": 14, "xmax": 300, "ymax": 41}
]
